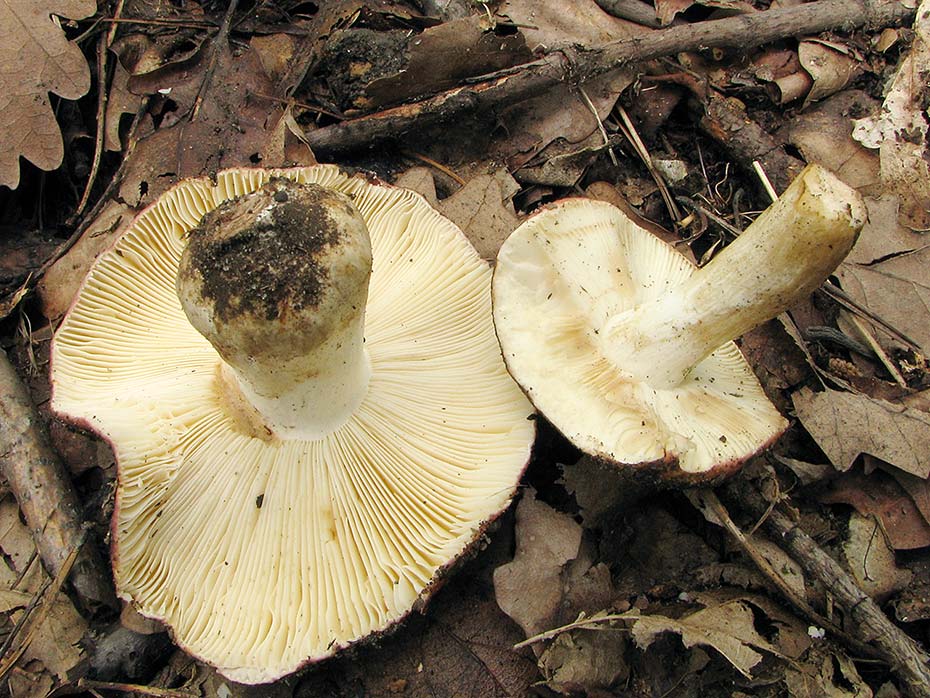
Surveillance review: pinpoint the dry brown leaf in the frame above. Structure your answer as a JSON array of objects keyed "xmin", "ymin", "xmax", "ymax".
[
  {"xmin": 842, "ymin": 511, "xmax": 913, "ymax": 600},
  {"xmin": 0, "ymin": 0, "xmax": 96, "ymax": 189},
  {"xmin": 784, "ymin": 645, "xmax": 874, "ymax": 698},
  {"xmin": 630, "ymin": 596, "xmax": 778, "ymax": 678},
  {"xmin": 103, "ymin": 55, "xmax": 145, "ymax": 152},
  {"xmin": 798, "ymin": 40, "xmax": 862, "ymax": 107},
  {"xmin": 888, "ymin": 466, "xmax": 930, "ymax": 527},
  {"xmin": 500, "ymin": 0, "xmax": 638, "ymax": 49},
  {"xmin": 493, "ymin": 489, "xmax": 583, "ymax": 640},
  {"xmin": 792, "ymin": 387, "xmax": 930, "ymax": 478},
  {"xmin": 363, "ymin": 15, "xmax": 531, "ymax": 109},
  {"xmin": 0, "ymin": 497, "xmax": 88, "ymax": 683},
  {"xmin": 852, "ymin": 0, "xmax": 930, "ymax": 230},
  {"xmin": 837, "ymin": 245, "xmax": 930, "ymax": 354},
  {"xmin": 300, "ymin": 562, "xmax": 540, "ymax": 698},
  {"xmin": 654, "ymin": 0, "xmax": 692, "ymax": 25},
  {"xmin": 394, "ymin": 167, "xmax": 439, "ymax": 207},
  {"xmin": 781, "ymin": 91, "xmax": 881, "ymax": 195},
  {"xmin": 539, "ymin": 628, "xmax": 629, "ymax": 693},
  {"xmin": 437, "ymin": 170, "xmax": 521, "ymax": 261},
  {"xmin": 7, "ymin": 664, "xmax": 55, "ymax": 698},
  {"xmin": 820, "ymin": 467, "xmax": 930, "ymax": 550}
]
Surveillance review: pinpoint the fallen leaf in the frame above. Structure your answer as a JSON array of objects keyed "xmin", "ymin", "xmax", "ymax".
[
  {"xmin": 0, "ymin": 0, "xmax": 96, "ymax": 189},
  {"xmin": 820, "ymin": 467, "xmax": 930, "ymax": 550},
  {"xmin": 887, "ymin": 466, "xmax": 930, "ymax": 527},
  {"xmin": 773, "ymin": 454, "xmax": 834, "ymax": 486},
  {"xmin": 842, "ymin": 511, "xmax": 913, "ymax": 600},
  {"xmin": 851, "ymin": 1, "xmax": 930, "ymax": 230},
  {"xmin": 500, "ymin": 0, "xmax": 638, "ymax": 49},
  {"xmin": 610, "ymin": 503, "xmax": 719, "ymax": 595},
  {"xmin": 845, "ymin": 195, "xmax": 925, "ymax": 265},
  {"xmin": 437, "ymin": 170, "xmax": 521, "ymax": 261},
  {"xmin": 654, "ymin": 0, "xmax": 692, "ymax": 25},
  {"xmin": 492, "ymin": 0, "xmax": 633, "ymax": 170},
  {"xmin": 0, "ymin": 497, "xmax": 40, "ymax": 584},
  {"xmin": 798, "ymin": 40, "xmax": 862, "ymax": 107},
  {"xmin": 780, "ymin": 90, "xmax": 881, "ymax": 195},
  {"xmin": 103, "ymin": 56, "xmax": 145, "ymax": 152},
  {"xmin": 539, "ymin": 628, "xmax": 629, "ymax": 693},
  {"xmin": 493, "ymin": 488, "xmax": 583, "ymax": 639},
  {"xmin": 630, "ymin": 596, "xmax": 778, "ymax": 678},
  {"xmin": 784, "ymin": 645, "xmax": 874, "ymax": 698},
  {"xmin": 792, "ymin": 387, "xmax": 930, "ymax": 478},
  {"xmin": 836, "ymin": 245, "xmax": 930, "ymax": 356},
  {"xmin": 394, "ymin": 167, "xmax": 439, "ymax": 207},
  {"xmin": 7, "ymin": 664, "xmax": 55, "ymax": 698},
  {"xmin": 0, "ymin": 497, "xmax": 89, "ymax": 683}
]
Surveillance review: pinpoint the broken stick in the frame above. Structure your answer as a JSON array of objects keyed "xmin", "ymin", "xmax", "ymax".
[
  {"xmin": 0, "ymin": 348, "xmax": 116, "ymax": 615},
  {"xmin": 305, "ymin": 0, "xmax": 913, "ymax": 156},
  {"xmin": 722, "ymin": 472, "xmax": 930, "ymax": 698}
]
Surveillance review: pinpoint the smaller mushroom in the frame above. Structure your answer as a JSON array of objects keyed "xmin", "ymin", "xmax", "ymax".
[{"xmin": 492, "ymin": 164, "xmax": 866, "ymax": 481}]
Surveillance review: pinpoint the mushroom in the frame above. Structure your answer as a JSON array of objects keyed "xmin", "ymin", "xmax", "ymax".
[
  {"xmin": 492, "ymin": 164, "xmax": 866, "ymax": 481},
  {"xmin": 51, "ymin": 166, "xmax": 535, "ymax": 683}
]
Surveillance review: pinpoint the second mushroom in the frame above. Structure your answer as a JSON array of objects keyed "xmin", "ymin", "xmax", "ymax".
[{"xmin": 492, "ymin": 164, "xmax": 866, "ymax": 481}]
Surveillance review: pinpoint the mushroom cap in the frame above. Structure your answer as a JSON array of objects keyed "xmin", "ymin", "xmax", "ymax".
[
  {"xmin": 492, "ymin": 198, "xmax": 787, "ymax": 481},
  {"xmin": 51, "ymin": 166, "xmax": 535, "ymax": 683}
]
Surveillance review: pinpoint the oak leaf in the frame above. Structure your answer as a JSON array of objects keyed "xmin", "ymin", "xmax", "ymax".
[
  {"xmin": 630, "ymin": 595, "xmax": 790, "ymax": 678},
  {"xmin": 0, "ymin": 0, "xmax": 96, "ymax": 189},
  {"xmin": 793, "ymin": 387, "xmax": 930, "ymax": 478}
]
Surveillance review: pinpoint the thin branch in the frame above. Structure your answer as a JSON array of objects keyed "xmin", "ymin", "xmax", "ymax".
[{"xmin": 305, "ymin": 0, "xmax": 913, "ymax": 155}]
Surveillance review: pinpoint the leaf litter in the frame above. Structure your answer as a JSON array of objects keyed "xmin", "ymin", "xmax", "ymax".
[{"xmin": 2, "ymin": 0, "xmax": 930, "ymax": 696}]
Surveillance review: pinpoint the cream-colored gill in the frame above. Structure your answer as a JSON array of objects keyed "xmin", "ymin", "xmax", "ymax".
[{"xmin": 52, "ymin": 165, "xmax": 534, "ymax": 684}]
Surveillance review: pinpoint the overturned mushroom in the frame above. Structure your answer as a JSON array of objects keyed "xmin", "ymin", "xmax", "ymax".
[
  {"xmin": 51, "ymin": 167, "xmax": 535, "ymax": 683},
  {"xmin": 492, "ymin": 164, "xmax": 865, "ymax": 481}
]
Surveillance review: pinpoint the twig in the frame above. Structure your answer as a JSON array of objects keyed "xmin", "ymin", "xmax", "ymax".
[
  {"xmin": 401, "ymin": 150, "xmax": 466, "ymax": 186},
  {"xmin": 0, "ymin": 349, "xmax": 116, "ymax": 614},
  {"xmin": 0, "ymin": 535, "xmax": 82, "ymax": 681},
  {"xmin": 72, "ymin": 34, "xmax": 110, "ymax": 222},
  {"xmin": 846, "ymin": 313, "xmax": 908, "ymax": 386},
  {"xmin": 190, "ymin": 0, "xmax": 239, "ymax": 121},
  {"xmin": 51, "ymin": 678, "xmax": 198, "ymax": 698},
  {"xmin": 513, "ymin": 611, "xmax": 637, "ymax": 649},
  {"xmin": 693, "ymin": 490, "xmax": 881, "ymax": 660},
  {"xmin": 752, "ymin": 161, "xmax": 779, "ymax": 204},
  {"xmin": 721, "ymin": 474, "xmax": 930, "ymax": 698},
  {"xmin": 305, "ymin": 0, "xmax": 913, "ymax": 156},
  {"xmin": 615, "ymin": 105, "xmax": 682, "ymax": 223},
  {"xmin": 578, "ymin": 86, "xmax": 618, "ymax": 167},
  {"xmin": 821, "ymin": 282, "xmax": 925, "ymax": 355}
]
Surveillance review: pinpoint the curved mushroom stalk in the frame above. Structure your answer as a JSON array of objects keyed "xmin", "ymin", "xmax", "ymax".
[
  {"xmin": 602, "ymin": 165, "xmax": 867, "ymax": 390},
  {"xmin": 177, "ymin": 180, "xmax": 373, "ymax": 440},
  {"xmin": 493, "ymin": 164, "xmax": 866, "ymax": 479}
]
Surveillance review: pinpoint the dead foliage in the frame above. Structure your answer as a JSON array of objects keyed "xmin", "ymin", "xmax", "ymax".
[{"xmin": 0, "ymin": 0, "xmax": 929, "ymax": 696}]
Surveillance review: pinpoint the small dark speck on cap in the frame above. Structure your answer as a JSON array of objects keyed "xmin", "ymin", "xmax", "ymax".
[{"xmin": 256, "ymin": 494, "xmax": 264, "ymax": 508}]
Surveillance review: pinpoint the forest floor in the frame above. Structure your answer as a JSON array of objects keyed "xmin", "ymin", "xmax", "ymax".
[{"xmin": 0, "ymin": 1, "xmax": 929, "ymax": 697}]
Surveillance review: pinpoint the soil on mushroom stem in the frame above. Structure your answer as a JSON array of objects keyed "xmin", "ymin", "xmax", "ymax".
[{"xmin": 188, "ymin": 184, "xmax": 353, "ymax": 324}]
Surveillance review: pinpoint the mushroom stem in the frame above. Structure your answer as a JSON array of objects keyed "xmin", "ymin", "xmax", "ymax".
[
  {"xmin": 603, "ymin": 164, "xmax": 867, "ymax": 390},
  {"xmin": 176, "ymin": 180, "xmax": 373, "ymax": 439}
]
